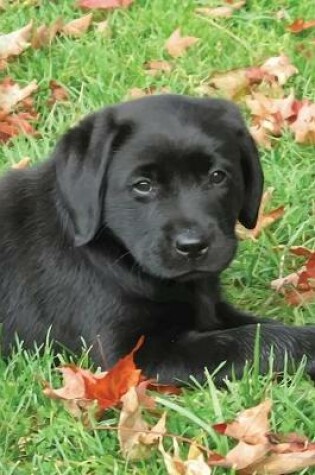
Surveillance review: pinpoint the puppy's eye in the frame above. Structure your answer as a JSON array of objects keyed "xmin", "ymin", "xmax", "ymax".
[
  {"xmin": 132, "ymin": 179, "xmax": 153, "ymax": 195},
  {"xmin": 209, "ymin": 170, "xmax": 226, "ymax": 185}
]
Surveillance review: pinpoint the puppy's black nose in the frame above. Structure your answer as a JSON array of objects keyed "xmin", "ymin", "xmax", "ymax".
[{"xmin": 175, "ymin": 234, "xmax": 209, "ymax": 258}]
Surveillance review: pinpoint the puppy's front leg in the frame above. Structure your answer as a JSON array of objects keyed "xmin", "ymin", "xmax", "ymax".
[{"xmin": 135, "ymin": 324, "xmax": 315, "ymax": 385}]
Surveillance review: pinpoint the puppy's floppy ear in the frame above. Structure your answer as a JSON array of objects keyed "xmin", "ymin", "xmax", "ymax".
[
  {"xmin": 238, "ymin": 129, "xmax": 264, "ymax": 229},
  {"xmin": 55, "ymin": 108, "xmax": 118, "ymax": 247}
]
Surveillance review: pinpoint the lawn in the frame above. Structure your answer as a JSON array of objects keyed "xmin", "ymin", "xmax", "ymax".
[{"xmin": 0, "ymin": 0, "xmax": 315, "ymax": 473}]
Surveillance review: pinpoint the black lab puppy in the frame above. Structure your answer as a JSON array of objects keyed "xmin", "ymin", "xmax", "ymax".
[{"xmin": 1, "ymin": 95, "xmax": 314, "ymax": 384}]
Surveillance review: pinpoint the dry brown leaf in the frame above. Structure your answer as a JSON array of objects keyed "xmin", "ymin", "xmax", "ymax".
[
  {"xmin": 0, "ymin": 112, "xmax": 39, "ymax": 143},
  {"xmin": 243, "ymin": 450, "xmax": 315, "ymax": 475},
  {"xmin": 202, "ymin": 55, "xmax": 297, "ymax": 101},
  {"xmin": 0, "ymin": 22, "xmax": 32, "ymax": 61},
  {"xmin": 204, "ymin": 65, "xmax": 271, "ymax": 100},
  {"xmin": 118, "ymin": 386, "xmax": 166, "ymax": 460},
  {"xmin": 210, "ymin": 400, "xmax": 315, "ymax": 474},
  {"xmin": 144, "ymin": 60, "xmax": 172, "ymax": 76},
  {"xmin": 43, "ymin": 366, "xmax": 97, "ymax": 418},
  {"xmin": 47, "ymin": 80, "xmax": 69, "ymax": 106},
  {"xmin": 211, "ymin": 401, "xmax": 272, "ymax": 470},
  {"xmin": 95, "ymin": 20, "xmax": 110, "ymax": 35},
  {"xmin": 213, "ymin": 400, "xmax": 271, "ymax": 444},
  {"xmin": 250, "ymin": 124, "xmax": 272, "ymax": 148},
  {"xmin": 127, "ymin": 86, "xmax": 171, "ymax": 99},
  {"xmin": 271, "ymin": 248, "xmax": 315, "ymax": 306},
  {"xmin": 245, "ymin": 92, "xmax": 299, "ymax": 144},
  {"xmin": 271, "ymin": 271, "xmax": 301, "ymax": 293},
  {"xmin": 290, "ymin": 102, "xmax": 315, "ymax": 144},
  {"xmin": 196, "ymin": 6, "xmax": 234, "ymax": 17},
  {"xmin": 11, "ymin": 157, "xmax": 31, "ymax": 169},
  {"xmin": 196, "ymin": 2, "xmax": 245, "ymax": 18},
  {"xmin": 160, "ymin": 439, "xmax": 211, "ymax": 475},
  {"xmin": 31, "ymin": 18, "xmax": 63, "ymax": 49},
  {"xmin": 236, "ymin": 188, "xmax": 285, "ymax": 240},
  {"xmin": 246, "ymin": 92, "xmax": 297, "ymax": 122},
  {"xmin": 275, "ymin": 9, "xmax": 289, "ymax": 21},
  {"xmin": 0, "ymin": 79, "xmax": 38, "ymax": 112},
  {"xmin": 260, "ymin": 55, "xmax": 298, "ymax": 85},
  {"xmin": 62, "ymin": 14, "xmax": 93, "ymax": 38},
  {"xmin": 165, "ymin": 29, "xmax": 198, "ymax": 58},
  {"xmin": 207, "ymin": 68, "xmax": 251, "ymax": 99}
]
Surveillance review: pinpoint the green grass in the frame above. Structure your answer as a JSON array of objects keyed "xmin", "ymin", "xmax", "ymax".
[{"xmin": 1, "ymin": 0, "xmax": 315, "ymax": 473}]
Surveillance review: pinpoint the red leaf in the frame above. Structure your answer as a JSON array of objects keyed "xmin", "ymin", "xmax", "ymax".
[
  {"xmin": 146, "ymin": 382, "xmax": 182, "ymax": 395},
  {"xmin": 0, "ymin": 112, "xmax": 38, "ymax": 143},
  {"xmin": 82, "ymin": 336, "xmax": 144, "ymax": 409},
  {"xmin": 213, "ymin": 422, "xmax": 228, "ymax": 434},
  {"xmin": 47, "ymin": 80, "xmax": 69, "ymax": 106},
  {"xmin": 287, "ymin": 19, "xmax": 315, "ymax": 33},
  {"xmin": 77, "ymin": 0, "xmax": 134, "ymax": 9}
]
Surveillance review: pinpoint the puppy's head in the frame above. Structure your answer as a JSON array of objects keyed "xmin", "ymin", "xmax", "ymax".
[{"xmin": 56, "ymin": 95, "xmax": 263, "ymax": 280}]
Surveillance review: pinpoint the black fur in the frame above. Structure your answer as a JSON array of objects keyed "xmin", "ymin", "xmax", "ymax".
[{"xmin": 1, "ymin": 95, "xmax": 315, "ymax": 384}]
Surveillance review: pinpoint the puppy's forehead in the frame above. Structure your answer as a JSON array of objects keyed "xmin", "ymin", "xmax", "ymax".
[{"xmin": 114, "ymin": 96, "xmax": 242, "ymax": 170}]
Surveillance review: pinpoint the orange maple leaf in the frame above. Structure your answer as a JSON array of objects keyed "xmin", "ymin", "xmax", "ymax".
[
  {"xmin": 82, "ymin": 336, "xmax": 144, "ymax": 409},
  {"xmin": 44, "ymin": 336, "xmax": 145, "ymax": 415},
  {"xmin": 287, "ymin": 19, "xmax": 315, "ymax": 33}
]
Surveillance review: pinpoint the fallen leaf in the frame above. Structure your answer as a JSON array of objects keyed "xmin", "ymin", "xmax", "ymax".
[
  {"xmin": 213, "ymin": 400, "xmax": 271, "ymax": 444},
  {"xmin": 83, "ymin": 337, "xmax": 144, "ymax": 410},
  {"xmin": 271, "ymin": 271, "xmax": 301, "ymax": 293},
  {"xmin": 202, "ymin": 55, "xmax": 297, "ymax": 101},
  {"xmin": 275, "ymin": 9, "xmax": 289, "ymax": 21},
  {"xmin": 165, "ymin": 29, "xmax": 198, "ymax": 58},
  {"xmin": 290, "ymin": 102, "xmax": 315, "ymax": 144},
  {"xmin": 43, "ymin": 365, "xmax": 96, "ymax": 418},
  {"xmin": 62, "ymin": 14, "xmax": 93, "ymax": 37},
  {"xmin": 246, "ymin": 92, "xmax": 297, "ymax": 122},
  {"xmin": 236, "ymin": 188, "xmax": 285, "ymax": 240},
  {"xmin": 196, "ymin": 2, "xmax": 245, "ymax": 18},
  {"xmin": 11, "ymin": 157, "xmax": 31, "ymax": 169},
  {"xmin": 287, "ymin": 19, "xmax": 315, "ymax": 33},
  {"xmin": 95, "ymin": 20, "xmax": 110, "ymax": 35},
  {"xmin": 31, "ymin": 18, "xmax": 63, "ymax": 49},
  {"xmin": 77, "ymin": 0, "xmax": 134, "ymax": 9},
  {"xmin": 244, "ymin": 91, "xmax": 309, "ymax": 146},
  {"xmin": 147, "ymin": 382, "xmax": 182, "ymax": 396},
  {"xmin": 244, "ymin": 450, "xmax": 315, "ymax": 475},
  {"xmin": 126, "ymin": 86, "xmax": 171, "ymax": 99},
  {"xmin": 207, "ymin": 68, "xmax": 250, "ymax": 99},
  {"xmin": 250, "ymin": 124, "xmax": 272, "ymax": 148},
  {"xmin": 44, "ymin": 337, "xmax": 145, "ymax": 416},
  {"xmin": 210, "ymin": 400, "xmax": 315, "ymax": 474},
  {"xmin": 47, "ymin": 80, "xmax": 69, "ymax": 106},
  {"xmin": 260, "ymin": 55, "xmax": 298, "ymax": 85},
  {"xmin": 160, "ymin": 439, "xmax": 211, "ymax": 475},
  {"xmin": 0, "ymin": 78, "xmax": 38, "ymax": 112},
  {"xmin": 118, "ymin": 385, "xmax": 166, "ymax": 460},
  {"xmin": 0, "ymin": 112, "xmax": 38, "ymax": 143},
  {"xmin": 0, "ymin": 22, "xmax": 32, "ymax": 61},
  {"xmin": 204, "ymin": 65, "xmax": 274, "ymax": 100},
  {"xmin": 144, "ymin": 60, "xmax": 172, "ymax": 76},
  {"xmin": 271, "ymin": 249, "xmax": 315, "ymax": 306}
]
